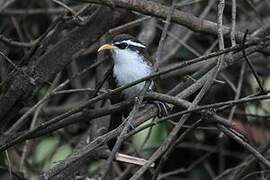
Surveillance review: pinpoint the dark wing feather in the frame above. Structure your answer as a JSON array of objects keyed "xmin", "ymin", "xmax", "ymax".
[
  {"xmin": 140, "ymin": 49, "xmax": 164, "ymax": 93},
  {"xmin": 140, "ymin": 48, "xmax": 154, "ymax": 67}
]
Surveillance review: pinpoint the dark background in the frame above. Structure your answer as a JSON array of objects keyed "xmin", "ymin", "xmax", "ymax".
[{"xmin": 0, "ymin": 0, "xmax": 270, "ymax": 179}]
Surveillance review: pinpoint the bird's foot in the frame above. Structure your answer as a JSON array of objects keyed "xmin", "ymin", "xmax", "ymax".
[{"xmin": 150, "ymin": 101, "xmax": 170, "ymax": 118}]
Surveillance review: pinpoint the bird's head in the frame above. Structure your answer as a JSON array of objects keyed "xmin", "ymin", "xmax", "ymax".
[{"xmin": 97, "ymin": 34, "xmax": 146, "ymax": 63}]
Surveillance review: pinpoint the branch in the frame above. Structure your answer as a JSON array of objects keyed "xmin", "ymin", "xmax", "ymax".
[{"xmin": 83, "ymin": 0, "xmax": 264, "ymax": 42}]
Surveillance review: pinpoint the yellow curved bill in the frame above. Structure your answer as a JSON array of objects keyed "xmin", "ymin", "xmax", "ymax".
[{"xmin": 97, "ymin": 44, "xmax": 114, "ymax": 52}]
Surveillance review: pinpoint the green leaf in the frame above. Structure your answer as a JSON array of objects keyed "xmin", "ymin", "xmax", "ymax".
[
  {"xmin": 33, "ymin": 136, "xmax": 60, "ymax": 164},
  {"xmin": 44, "ymin": 144, "xmax": 72, "ymax": 170},
  {"xmin": 133, "ymin": 120, "xmax": 167, "ymax": 156}
]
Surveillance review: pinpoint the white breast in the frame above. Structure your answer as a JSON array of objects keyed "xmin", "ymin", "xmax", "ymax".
[{"xmin": 112, "ymin": 49, "xmax": 152, "ymax": 98}]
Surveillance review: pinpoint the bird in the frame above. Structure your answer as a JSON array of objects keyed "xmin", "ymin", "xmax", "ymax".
[
  {"xmin": 97, "ymin": 34, "xmax": 168, "ymax": 116},
  {"xmin": 97, "ymin": 34, "xmax": 154, "ymax": 98}
]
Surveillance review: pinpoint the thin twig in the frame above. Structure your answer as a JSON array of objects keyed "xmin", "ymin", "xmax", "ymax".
[
  {"xmin": 52, "ymin": 0, "xmax": 84, "ymax": 22},
  {"xmin": 6, "ymin": 74, "xmax": 61, "ymax": 133},
  {"xmin": 0, "ymin": 6, "xmax": 82, "ymax": 15},
  {"xmin": 230, "ymin": 0, "xmax": 236, "ymax": 47},
  {"xmin": 0, "ymin": 51, "xmax": 35, "ymax": 84},
  {"xmin": 154, "ymin": 0, "xmax": 176, "ymax": 71},
  {"xmin": 218, "ymin": 124, "xmax": 270, "ymax": 168},
  {"xmin": 0, "ymin": 0, "xmax": 16, "ymax": 12},
  {"xmin": 152, "ymin": 118, "xmax": 203, "ymax": 180},
  {"xmin": 0, "ymin": 34, "xmax": 38, "ymax": 48},
  {"xmin": 242, "ymin": 30, "xmax": 265, "ymax": 94},
  {"xmin": 228, "ymin": 62, "xmax": 246, "ymax": 121},
  {"xmin": 157, "ymin": 151, "xmax": 213, "ymax": 180},
  {"xmin": 5, "ymin": 150, "xmax": 12, "ymax": 180}
]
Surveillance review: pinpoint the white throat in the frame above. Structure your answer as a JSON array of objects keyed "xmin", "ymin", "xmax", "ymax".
[{"xmin": 112, "ymin": 49, "xmax": 152, "ymax": 98}]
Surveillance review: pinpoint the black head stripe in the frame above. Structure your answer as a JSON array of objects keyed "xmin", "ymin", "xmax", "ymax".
[
  {"xmin": 114, "ymin": 42, "xmax": 128, "ymax": 49},
  {"xmin": 112, "ymin": 34, "xmax": 145, "ymax": 48}
]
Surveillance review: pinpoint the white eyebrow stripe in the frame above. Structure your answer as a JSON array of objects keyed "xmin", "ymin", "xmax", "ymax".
[{"xmin": 120, "ymin": 40, "xmax": 146, "ymax": 48}]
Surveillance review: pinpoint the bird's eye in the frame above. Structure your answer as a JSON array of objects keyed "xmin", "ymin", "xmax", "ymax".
[{"xmin": 115, "ymin": 42, "xmax": 128, "ymax": 49}]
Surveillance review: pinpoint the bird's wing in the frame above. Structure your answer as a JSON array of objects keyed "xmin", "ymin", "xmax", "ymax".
[
  {"xmin": 141, "ymin": 48, "xmax": 154, "ymax": 69},
  {"xmin": 140, "ymin": 49, "xmax": 164, "ymax": 92}
]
